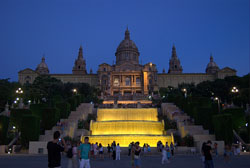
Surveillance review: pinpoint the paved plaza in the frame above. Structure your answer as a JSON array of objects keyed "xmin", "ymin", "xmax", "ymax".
[{"xmin": 0, "ymin": 154, "xmax": 249, "ymax": 168}]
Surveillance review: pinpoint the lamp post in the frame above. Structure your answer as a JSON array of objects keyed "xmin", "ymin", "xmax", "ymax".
[
  {"xmin": 182, "ymin": 88, "xmax": 187, "ymax": 98},
  {"xmin": 15, "ymin": 88, "xmax": 24, "ymax": 108},
  {"xmin": 73, "ymin": 88, "xmax": 77, "ymax": 95},
  {"xmin": 231, "ymin": 86, "xmax": 239, "ymax": 106},
  {"xmin": 214, "ymin": 97, "xmax": 220, "ymax": 114}
]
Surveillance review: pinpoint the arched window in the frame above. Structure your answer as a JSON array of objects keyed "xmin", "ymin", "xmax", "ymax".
[
  {"xmin": 125, "ymin": 77, "xmax": 131, "ymax": 86},
  {"xmin": 136, "ymin": 77, "xmax": 141, "ymax": 86}
]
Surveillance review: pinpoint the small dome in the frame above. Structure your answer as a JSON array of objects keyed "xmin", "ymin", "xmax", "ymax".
[
  {"xmin": 206, "ymin": 55, "xmax": 219, "ymax": 74},
  {"xmin": 36, "ymin": 57, "xmax": 49, "ymax": 74}
]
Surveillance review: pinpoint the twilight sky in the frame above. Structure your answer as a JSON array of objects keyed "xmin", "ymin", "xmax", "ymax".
[{"xmin": 0, "ymin": 0, "xmax": 249, "ymax": 81}]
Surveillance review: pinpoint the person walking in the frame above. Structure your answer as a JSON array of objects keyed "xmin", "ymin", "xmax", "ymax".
[
  {"xmin": 116, "ymin": 143, "xmax": 121, "ymax": 160},
  {"xmin": 134, "ymin": 142, "xmax": 141, "ymax": 168},
  {"xmin": 78, "ymin": 137, "xmax": 91, "ymax": 168},
  {"xmin": 161, "ymin": 145, "xmax": 169, "ymax": 164},
  {"xmin": 47, "ymin": 131, "xmax": 68, "ymax": 168},
  {"xmin": 204, "ymin": 140, "xmax": 214, "ymax": 168}
]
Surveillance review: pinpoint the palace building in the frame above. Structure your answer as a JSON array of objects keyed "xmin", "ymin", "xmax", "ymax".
[{"xmin": 18, "ymin": 28, "xmax": 236, "ymax": 96}]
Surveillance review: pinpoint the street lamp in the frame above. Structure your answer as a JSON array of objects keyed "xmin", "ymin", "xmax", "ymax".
[
  {"xmin": 182, "ymin": 88, "xmax": 187, "ymax": 98},
  {"xmin": 214, "ymin": 97, "xmax": 220, "ymax": 113},
  {"xmin": 231, "ymin": 86, "xmax": 239, "ymax": 93},
  {"xmin": 16, "ymin": 88, "xmax": 23, "ymax": 94},
  {"xmin": 73, "ymin": 89, "xmax": 77, "ymax": 94}
]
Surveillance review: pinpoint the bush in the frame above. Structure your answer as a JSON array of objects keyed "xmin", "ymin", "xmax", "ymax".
[
  {"xmin": 213, "ymin": 114, "xmax": 233, "ymax": 144},
  {"xmin": 42, "ymin": 108, "xmax": 60, "ymax": 130},
  {"xmin": 10, "ymin": 109, "xmax": 32, "ymax": 129},
  {"xmin": 21, "ymin": 115, "xmax": 40, "ymax": 147},
  {"xmin": 30, "ymin": 103, "xmax": 48, "ymax": 119},
  {"xmin": 0, "ymin": 116, "xmax": 9, "ymax": 144},
  {"xmin": 68, "ymin": 97, "xmax": 77, "ymax": 111},
  {"xmin": 222, "ymin": 108, "xmax": 245, "ymax": 132},
  {"xmin": 182, "ymin": 135, "xmax": 194, "ymax": 147},
  {"xmin": 55, "ymin": 102, "xmax": 71, "ymax": 119}
]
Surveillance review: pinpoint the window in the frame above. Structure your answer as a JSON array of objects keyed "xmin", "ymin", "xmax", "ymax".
[
  {"xmin": 103, "ymin": 68, "xmax": 106, "ymax": 71},
  {"xmin": 136, "ymin": 77, "xmax": 141, "ymax": 86},
  {"xmin": 114, "ymin": 78, "xmax": 119, "ymax": 86},
  {"xmin": 125, "ymin": 77, "xmax": 131, "ymax": 86}
]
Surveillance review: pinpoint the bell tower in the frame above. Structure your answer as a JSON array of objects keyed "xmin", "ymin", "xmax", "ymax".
[{"xmin": 72, "ymin": 46, "xmax": 87, "ymax": 75}]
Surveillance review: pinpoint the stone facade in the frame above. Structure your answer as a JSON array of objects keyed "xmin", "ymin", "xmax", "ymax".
[{"xmin": 18, "ymin": 28, "xmax": 236, "ymax": 94}]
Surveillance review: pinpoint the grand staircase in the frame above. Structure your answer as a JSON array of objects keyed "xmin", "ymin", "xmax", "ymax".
[{"xmin": 29, "ymin": 103, "xmax": 93, "ymax": 154}]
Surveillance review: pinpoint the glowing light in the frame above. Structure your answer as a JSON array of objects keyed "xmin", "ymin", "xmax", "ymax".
[
  {"xmin": 91, "ymin": 121, "xmax": 164, "ymax": 135},
  {"xmin": 84, "ymin": 108, "xmax": 174, "ymax": 147},
  {"xmin": 97, "ymin": 108, "xmax": 158, "ymax": 122},
  {"xmin": 13, "ymin": 126, "xmax": 16, "ymax": 129}
]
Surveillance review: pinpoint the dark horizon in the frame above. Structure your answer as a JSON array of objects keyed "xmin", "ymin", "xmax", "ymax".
[{"xmin": 0, "ymin": 0, "xmax": 249, "ymax": 81}]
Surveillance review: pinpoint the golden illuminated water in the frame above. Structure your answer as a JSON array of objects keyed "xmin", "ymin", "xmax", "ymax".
[
  {"xmin": 97, "ymin": 108, "xmax": 158, "ymax": 121},
  {"xmin": 82, "ymin": 108, "xmax": 174, "ymax": 147}
]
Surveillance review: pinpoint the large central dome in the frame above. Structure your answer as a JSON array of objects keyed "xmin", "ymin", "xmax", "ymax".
[{"xmin": 115, "ymin": 28, "xmax": 140, "ymax": 65}]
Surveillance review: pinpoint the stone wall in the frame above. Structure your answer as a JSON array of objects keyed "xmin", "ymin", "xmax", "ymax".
[{"xmin": 157, "ymin": 73, "xmax": 215, "ymax": 88}]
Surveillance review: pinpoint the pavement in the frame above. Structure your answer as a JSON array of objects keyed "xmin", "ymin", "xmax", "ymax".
[{"xmin": 0, "ymin": 154, "xmax": 250, "ymax": 168}]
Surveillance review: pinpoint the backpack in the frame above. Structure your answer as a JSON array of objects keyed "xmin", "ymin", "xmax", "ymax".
[{"xmin": 67, "ymin": 148, "xmax": 73, "ymax": 158}]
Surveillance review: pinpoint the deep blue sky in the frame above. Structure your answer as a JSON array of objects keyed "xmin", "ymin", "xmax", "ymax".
[{"xmin": 0, "ymin": 0, "xmax": 249, "ymax": 81}]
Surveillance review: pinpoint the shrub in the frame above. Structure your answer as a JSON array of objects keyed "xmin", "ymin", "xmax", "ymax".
[
  {"xmin": 21, "ymin": 115, "xmax": 40, "ymax": 147},
  {"xmin": 55, "ymin": 102, "xmax": 70, "ymax": 119},
  {"xmin": 30, "ymin": 103, "xmax": 48, "ymax": 119},
  {"xmin": 213, "ymin": 114, "xmax": 233, "ymax": 144},
  {"xmin": 10, "ymin": 109, "xmax": 32, "ymax": 129},
  {"xmin": 222, "ymin": 108, "xmax": 245, "ymax": 132},
  {"xmin": 42, "ymin": 108, "xmax": 60, "ymax": 130},
  {"xmin": 0, "ymin": 116, "xmax": 9, "ymax": 144}
]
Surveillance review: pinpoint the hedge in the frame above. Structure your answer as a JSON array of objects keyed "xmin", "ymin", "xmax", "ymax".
[
  {"xmin": 213, "ymin": 114, "xmax": 233, "ymax": 144},
  {"xmin": 42, "ymin": 108, "xmax": 60, "ymax": 130},
  {"xmin": 222, "ymin": 108, "xmax": 245, "ymax": 132},
  {"xmin": 30, "ymin": 103, "xmax": 48, "ymax": 119},
  {"xmin": 55, "ymin": 102, "xmax": 71, "ymax": 119},
  {"xmin": 68, "ymin": 97, "xmax": 77, "ymax": 111},
  {"xmin": 10, "ymin": 109, "xmax": 32, "ymax": 129},
  {"xmin": 0, "ymin": 116, "xmax": 9, "ymax": 144},
  {"xmin": 21, "ymin": 115, "xmax": 40, "ymax": 147}
]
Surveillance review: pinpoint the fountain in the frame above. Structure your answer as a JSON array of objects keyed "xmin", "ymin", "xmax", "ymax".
[{"xmin": 83, "ymin": 108, "xmax": 174, "ymax": 147}]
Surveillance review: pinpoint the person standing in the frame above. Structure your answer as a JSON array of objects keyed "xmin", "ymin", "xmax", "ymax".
[
  {"xmin": 128, "ymin": 143, "xmax": 132, "ymax": 156},
  {"xmin": 72, "ymin": 142, "xmax": 78, "ymax": 168},
  {"xmin": 107, "ymin": 144, "xmax": 112, "ymax": 158},
  {"xmin": 204, "ymin": 140, "xmax": 214, "ymax": 168},
  {"xmin": 93, "ymin": 142, "xmax": 98, "ymax": 159},
  {"xmin": 134, "ymin": 142, "xmax": 141, "ymax": 168},
  {"xmin": 112, "ymin": 141, "xmax": 116, "ymax": 160},
  {"xmin": 47, "ymin": 131, "xmax": 68, "ymax": 168},
  {"xmin": 78, "ymin": 137, "xmax": 91, "ymax": 168},
  {"xmin": 116, "ymin": 143, "xmax": 121, "ymax": 160},
  {"xmin": 131, "ymin": 143, "xmax": 135, "ymax": 168},
  {"xmin": 99, "ymin": 143, "xmax": 104, "ymax": 159},
  {"xmin": 170, "ymin": 142, "xmax": 174, "ymax": 156}
]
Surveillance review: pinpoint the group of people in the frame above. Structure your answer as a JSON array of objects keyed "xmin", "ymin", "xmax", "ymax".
[
  {"xmin": 47, "ymin": 131, "xmax": 144, "ymax": 168},
  {"xmin": 161, "ymin": 141, "xmax": 175, "ymax": 164}
]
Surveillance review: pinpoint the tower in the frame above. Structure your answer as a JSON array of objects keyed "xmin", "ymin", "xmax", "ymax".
[
  {"xmin": 206, "ymin": 54, "xmax": 219, "ymax": 74},
  {"xmin": 72, "ymin": 46, "xmax": 87, "ymax": 75},
  {"xmin": 168, "ymin": 45, "xmax": 183, "ymax": 74},
  {"xmin": 36, "ymin": 56, "xmax": 49, "ymax": 74}
]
